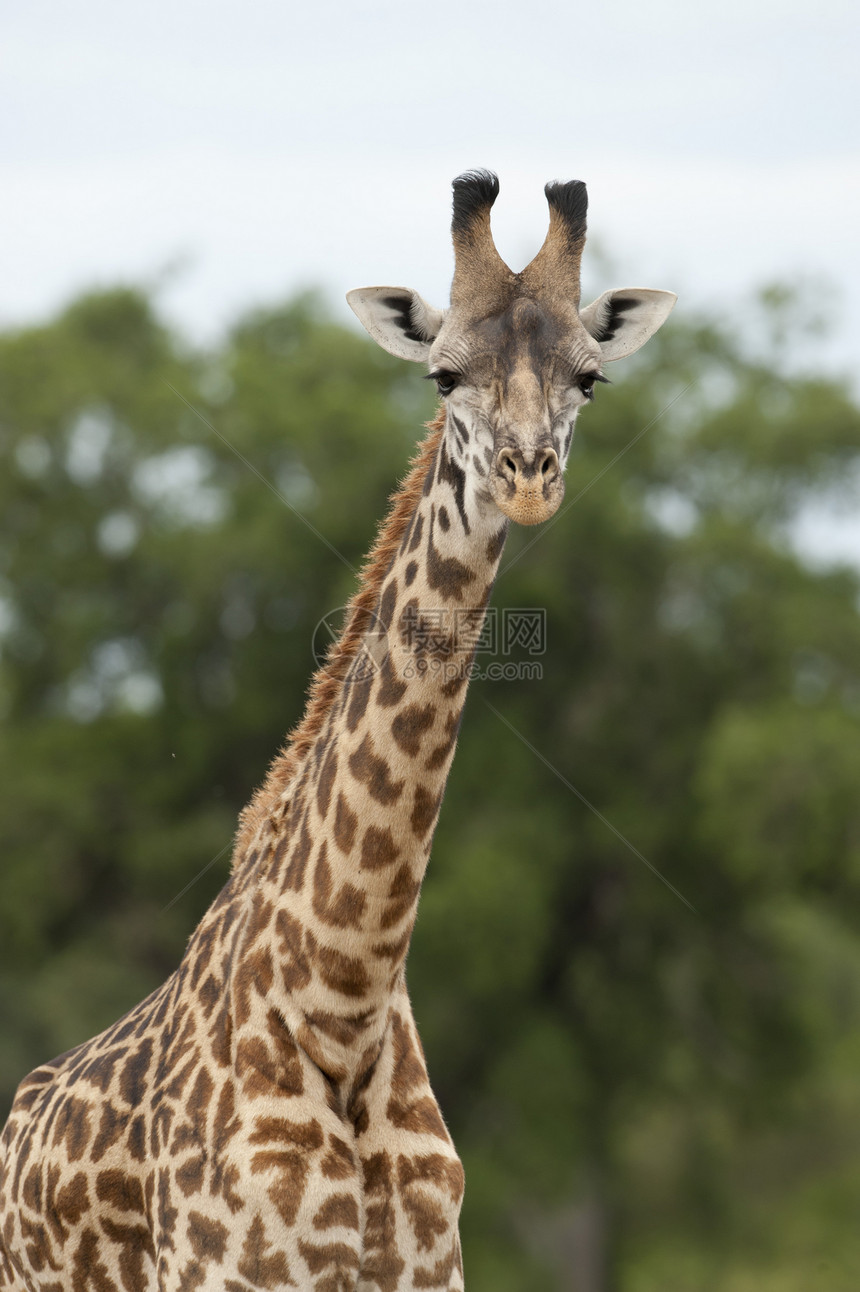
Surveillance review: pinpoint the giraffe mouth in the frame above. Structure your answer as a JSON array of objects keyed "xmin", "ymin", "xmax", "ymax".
[{"xmin": 489, "ymin": 475, "xmax": 565, "ymax": 526}]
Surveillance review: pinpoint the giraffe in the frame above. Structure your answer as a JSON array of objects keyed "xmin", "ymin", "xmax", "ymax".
[{"xmin": 0, "ymin": 170, "xmax": 675, "ymax": 1292}]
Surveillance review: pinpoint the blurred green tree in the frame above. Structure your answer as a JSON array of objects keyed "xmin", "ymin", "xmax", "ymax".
[{"xmin": 1, "ymin": 283, "xmax": 859, "ymax": 1291}]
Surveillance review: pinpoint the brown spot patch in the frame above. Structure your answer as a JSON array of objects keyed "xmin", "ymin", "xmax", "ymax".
[
  {"xmin": 312, "ymin": 840, "xmax": 367, "ymax": 930},
  {"xmin": 276, "ymin": 909, "xmax": 315, "ymax": 995},
  {"xmin": 187, "ymin": 1211, "xmax": 228, "ymax": 1263},
  {"xmin": 298, "ymin": 1238, "xmax": 361, "ymax": 1275},
  {"xmin": 197, "ymin": 973, "xmax": 221, "ymax": 1019},
  {"xmin": 360, "ymin": 825, "xmax": 399, "ymax": 871},
  {"xmin": 425, "ymin": 511, "xmax": 472, "ymax": 602},
  {"xmin": 318, "ymin": 945, "xmax": 371, "ymax": 999},
  {"xmin": 80, "ymin": 1049, "xmax": 128, "ymax": 1096},
  {"xmin": 408, "ymin": 511, "xmax": 425, "ymax": 551},
  {"xmin": 381, "ymin": 865, "xmax": 421, "ymax": 931},
  {"xmin": 162, "ymin": 1050, "xmax": 197, "ymax": 1103},
  {"xmin": 268, "ymin": 818, "xmax": 295, "ymax": 879},
  {"xmin": 441, "ymin": 669, "xmax": 470, "ymax": 698},
  {"xmin": 414, "ymin": 1240, "xmax": 462, "ymax": 1288},
  {"xmin": 156, "ymin": 1170, "xmax": 177, "ymax": 1252},
  {"xmin": 249, "ymin": 1117, "xmax": 323, "ymax": 1230},
  {"xmin": 399, "ymin": 1152, "xmax": 465, "ymax": 1205},
  {"xmin": 333, "ymin": 791, "xmax": 358, "ymax": 856},
  {"xmin": 237, "ymin": 1215, "xmax": 291, "ymax": 1289},
  {"xmin": 316, "ymin": 744, "xmax": 339, "ymax": 818},
  {"xmin": 486, "ymin": 521, "xmax": 509, "ymax": 563},
  {"xmin": 91, "ymin": 1102, "xmax": 128, "ymax": 1164},
  {"xmin": 233, "ymin": 946, "xmax": 274, "ymax": 1028},
  {"xmin": 399, "ymin": 601, "xmax": 454, "ymax": 660},
  {"xmin": 372, "ymin": 927, "xmax": 413, "ymax": 963},
  {"xmin": 345, "ymin": 668, "xmax": 374, "ymax": 734},
  {"xmin": 71, "ymin": 1226, "xmax": 122, "ymax": 1292},
  {"xmin": 313, "ymin": 1193, "xmax": 360, "ymax": 1230},
  {"xmin": 45, "ymin": 1170, "xmax": 89, "ymax": 1244},
  {"xmin": 236, "ymin": 1027, "xmax": 303, "ymax": 1101},
  {"xmin": 250, "ymin": 1113, "xmax": 324, "ymax": 1148},
  {"xmin": 398, "ymin": 1154, "xmax": 465, "ymax": 1269},
  {"xmin": 322, "ymin": 1135, "xmax": 357, "ymax": 1181},
  {"xmin": 437, "ymin": 439, "xmax": 470, "ymax": 536},
  {"xmin": 411, "ymin": 785, "xmax": 443, "ymax": 839},
  {"xmin": 283, "ymin": 814, "xmax": 313, "ymax": 892},
  {"xmin": 425, "ymin": 709, "xmax": 462, "ymax": 770},
  {"xmin": 150, "ymin": 1107, "xmax": 176, "ymax": 1163},
  {"xmin": 399, "ymin": 1187, "xmax": 447, "ymax": 1253},
  {"xmin": 385, "ymin": 1015, "xmax": 449, "ymax": 1141},
  {"xmin": 348, "ymin": 734, "xmax": 404, "ymax": 806},
  {"xmin": 172, "ymin": 1067, "xmax": 214, "ymax": 1160},
  {"xmin": 95, "ymin": 1169, "xmax": 146, "ymax": 1214},
  {"xmin": 175, "ymin": 1256, "xmax": 206, "ymax": 1292},
  {"xmin": 175, "ymin": 1154, "xmax": 205, "ymax": 1198},
  {"xmin": 391, "ymin": 703, "xmax": 436, "ymax": 757},
  {"xmin": 209, "ymin": 1082, "xmax": 243, "ymax": 1214},
  {"xmin": 360, "ymin": 1151, "xmax": 405, "ymax": 1292},
  {"xmin": 208, "ymin": 1001, "xmax": 232, "ymax": 1069},
  {"xmin": 305, "ymin": 1009, "xmax": 375, "ymax": 1048},
  {"xmin": 375, "ymin": 653, "xmax": 408, "ymax": 707},
  {"xmin": 127, "ymin": 1114, "xmax": 146, "ymax": 1163},
  {"xmin": 119, "ymin": 1038, "xmax": 153, "ymax": 1108},
  {"xmin": 378, "ymin": 578, "xmax": 398, "ymax": 630},
  {"xmin": 51, "ymin": 1095, "xmax": 92, "ymax": 1163}
]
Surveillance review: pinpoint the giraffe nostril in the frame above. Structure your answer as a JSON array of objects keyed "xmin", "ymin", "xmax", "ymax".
[
  {"xmin": 496, "ymin": 450, "xmax": 519, "ymax": 483},
  {"xmin": 539, "ymin": 448, "xmax": 559, "ymax": 482}
]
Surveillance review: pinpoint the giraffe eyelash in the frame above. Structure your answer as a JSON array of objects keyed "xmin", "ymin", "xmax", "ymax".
[
  {"xmin": 426, "ymin": 370, "xmax": 460, "ymax": 396},
  {"xmin": 578, "ymin": 370, "xmax": 611, "ymax": 401}
]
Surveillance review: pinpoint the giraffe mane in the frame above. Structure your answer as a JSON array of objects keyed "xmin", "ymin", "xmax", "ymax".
[{"xmin": 232, "ymin": 409, "xmax": 446, "ymax": 870}]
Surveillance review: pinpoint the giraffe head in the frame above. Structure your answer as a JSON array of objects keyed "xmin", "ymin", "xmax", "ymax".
[{"xmin": 348, "ymin": 170, "xmax": 676, "ymax": 527}]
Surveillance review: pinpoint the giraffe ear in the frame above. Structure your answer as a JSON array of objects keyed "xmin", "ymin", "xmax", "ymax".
[
  {"xmin": 579, "ymin": 288, "xmax": 677, "ymax": 361},
  {"xmin": 346, "ymin": 287, "xmax": 445, "ymax": 362}
]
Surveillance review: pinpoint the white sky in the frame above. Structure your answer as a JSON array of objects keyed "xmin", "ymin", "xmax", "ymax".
[
  {"xmin": 2, "ymin": 0, "xmax": 857, "ymax": 342},
  {"xmin": 2, "ymin": 0, "xmax": 859, "ymax": 557}
]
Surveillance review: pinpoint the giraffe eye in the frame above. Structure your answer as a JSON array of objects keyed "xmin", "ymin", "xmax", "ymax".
[
  {"xmin": 432, "ymin": 371, "xmax": 459, "ymax": 396},
  {"xmin": 577, "ymin": 370, "xmax": 609, "ymax": 401}
]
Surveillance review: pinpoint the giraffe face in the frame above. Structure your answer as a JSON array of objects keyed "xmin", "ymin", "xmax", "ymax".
[
  {"xmin": 426, "ymin": 294, "xmax": 604, "ymax": 526},
  {"xmin": 347, "ymin": 170, "xmax": 676, "ymax": 528}
]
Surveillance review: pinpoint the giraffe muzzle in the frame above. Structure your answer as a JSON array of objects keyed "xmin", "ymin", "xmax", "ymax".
[{"xmin": 490, "ymin": 444, "xmax": 564, "ymax": 526}]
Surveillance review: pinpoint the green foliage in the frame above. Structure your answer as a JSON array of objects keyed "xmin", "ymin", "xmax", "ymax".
[{"xmin": 2, "ymin": 282, "xmax": 860, "ymax": 1289}]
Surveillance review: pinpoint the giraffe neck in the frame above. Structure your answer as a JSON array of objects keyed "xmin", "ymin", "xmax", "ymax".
[{"xmin": 231, "ymin": 414, "xmax": 508, "ymax": 1080}]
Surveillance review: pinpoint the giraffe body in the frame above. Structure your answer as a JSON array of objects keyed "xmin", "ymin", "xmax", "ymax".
[{"xmin": 0, "ymin": 172, "xmax": 675, "ymax": 1290}]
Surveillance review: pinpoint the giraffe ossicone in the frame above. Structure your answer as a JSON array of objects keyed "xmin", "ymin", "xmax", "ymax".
[{"xmin": 0, "ymin": 171, "xmax": 675, "ymax": 1291}]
